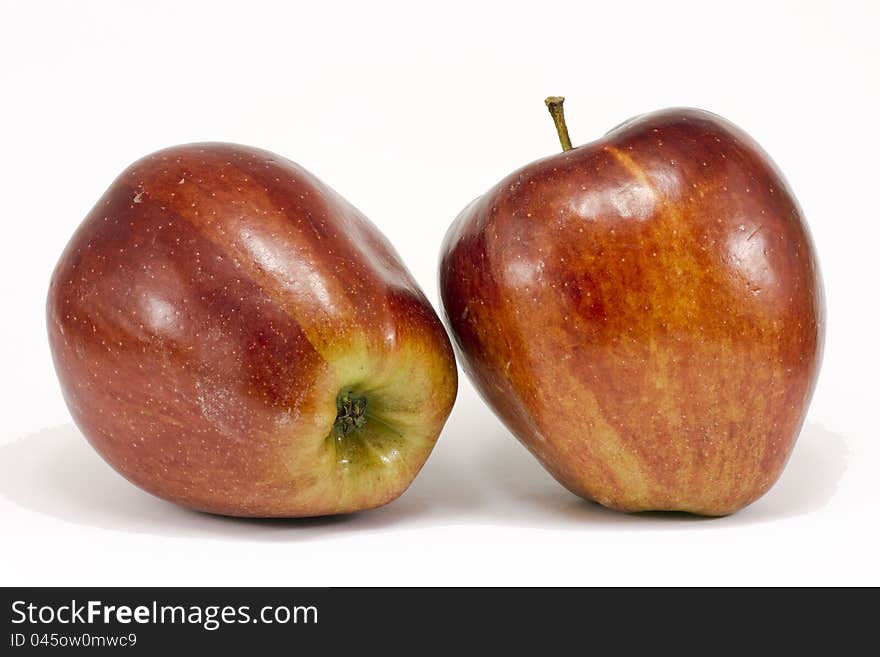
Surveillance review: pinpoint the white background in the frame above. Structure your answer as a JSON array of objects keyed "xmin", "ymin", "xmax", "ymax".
[{"xmin": 1, "ymin": 0, "xmax": 877, "ymax": 586}]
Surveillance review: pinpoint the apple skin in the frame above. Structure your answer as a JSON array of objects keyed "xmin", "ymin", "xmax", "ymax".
[
  {"xmin": 440, "ymin": 108, "xmax": 823, "ymax": 516},
  {"xmin": 47, "ymin": 143, "xmax": 457, "ymax": 517}
]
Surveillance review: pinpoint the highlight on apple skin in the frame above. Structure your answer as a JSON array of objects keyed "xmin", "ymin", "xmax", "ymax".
[
  {"xmin": 439, "ymin": 100, "xmax": 824, "ymax": 516},
  {"xmin": 47, "ymin": 143, "xmax": 458, "ymax": 518}
]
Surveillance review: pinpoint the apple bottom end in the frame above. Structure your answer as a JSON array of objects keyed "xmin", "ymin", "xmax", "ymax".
[
  {"xmin": 183, "ymin": 491, "xmax": 407, "ymax": 520},
  {"xmin": 573, "ymin": 488, "xmax": 764, "ymax": 518},
  {"xmin": 551, "ymin": 465, "xmax": 777, "ymax": 517}
]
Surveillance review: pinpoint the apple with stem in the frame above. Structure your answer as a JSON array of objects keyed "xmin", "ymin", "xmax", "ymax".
[
  {"xmin": 440, "ymin": 98, "xmax": 824, "ymax": 516},
  {"xmin": 47, "ymin": 143, "xmax": 457, "ymax": 517}
]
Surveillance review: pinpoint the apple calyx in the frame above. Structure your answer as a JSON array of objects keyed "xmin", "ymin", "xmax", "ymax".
[
  {"xmin": 334, "ymin": 390, "xmax": 368, "ymax": 437},
  {"xmin": 544, "ymin": 96, "xmax": 573, "ymax": 152}
]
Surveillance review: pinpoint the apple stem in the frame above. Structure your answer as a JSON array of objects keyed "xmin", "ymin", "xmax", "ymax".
[{"xmin": 544, "ymin": 96, "xmax": 573, "ymax": 152}]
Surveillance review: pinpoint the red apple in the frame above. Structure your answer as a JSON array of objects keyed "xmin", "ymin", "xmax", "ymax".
[
  {"xmin": 47, "ymin": 143, "xmax": 457, "ymax": 517},
  {"xmin": 440, "ymin": 99, "xmax": 824, "ymax": 516}
]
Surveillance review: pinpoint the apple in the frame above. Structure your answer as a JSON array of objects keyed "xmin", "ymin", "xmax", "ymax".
[
  {"xmin": 439, "ymin": 98, "xmax": 824, "ymax": 516},
  {"xmin": 47, "ymin": 143, "xmax": 457, "ymax": 517}
]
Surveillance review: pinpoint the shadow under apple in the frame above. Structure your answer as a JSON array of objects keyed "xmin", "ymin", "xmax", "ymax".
[
  {"xmin": 474, "ymin": 420, "xmax": 849, "ymax": 527},
  {"xmin": 0, "ymin": 423, "xmax": 486, "ymax": 541},
  {"xmin": 0, "ymin": 418, "xmax": 847, "ymax": 539}
]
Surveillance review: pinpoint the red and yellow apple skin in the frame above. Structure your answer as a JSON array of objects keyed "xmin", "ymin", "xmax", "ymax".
[
  {"xmin": 47, "ymin": 143, "xmax": 457, "ymax": 517},
  {"xmin": 440, "ymin": 109, "xmax": 824, "ymax": 516}
]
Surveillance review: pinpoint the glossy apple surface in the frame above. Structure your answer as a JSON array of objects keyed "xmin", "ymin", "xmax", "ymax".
[
  {"xmin": 48, "ymin": 143, "xmax": 457, "ymax": 517},
  {"xmin": 440, "ymin": 108, "xmax": 823, "ymax": 515}
]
